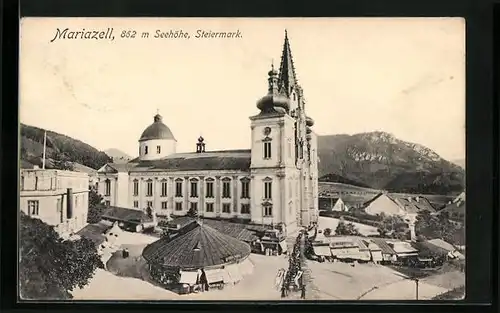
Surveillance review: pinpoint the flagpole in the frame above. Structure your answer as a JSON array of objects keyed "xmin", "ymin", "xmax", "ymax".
[{"xmin": 42, "ymin": 130, "xmax": 47, "ymax": 170}]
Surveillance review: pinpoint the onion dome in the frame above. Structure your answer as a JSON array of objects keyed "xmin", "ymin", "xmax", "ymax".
[
  {"xmin": 198, "ymin": 136, "xmax": 205, "ymax": 143},
  {"xmin": 139, "ymin": 114, "xmax": 176, "ymax": 142},
  {"xmin": 256, "ymin": 64, "xmax": 290, "ymax": 114},
  {"xmin": 306, "ymin": 127, "xmax": 312, "ymax": 134},
  {"xmin": 142, "ymin": 221, "xmax": 251, "ymax": 270},
  {"xmin": 305, "ymin": 116, "xmax": 315, "ymax": 127},
  {"xmin": 306, "ymin": 133, "xmax": 312, "ymax": 141}
]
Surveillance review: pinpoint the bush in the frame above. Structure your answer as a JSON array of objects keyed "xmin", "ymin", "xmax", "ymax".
[
  {"xmin": 323, "ymin": 228, "xmax": 332, "ymax": 236},
  {"xmin": 19, "ymin": 212, "xmax": 103, "ymax": 299}
]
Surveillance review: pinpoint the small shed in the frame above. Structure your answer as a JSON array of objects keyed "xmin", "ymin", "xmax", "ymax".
[{"xmin": 370, "ymin": 238, "xmax": 397, "ymax": 263}]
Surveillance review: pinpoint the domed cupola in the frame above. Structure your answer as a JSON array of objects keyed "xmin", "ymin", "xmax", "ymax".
[
  {"xmin": 138, "ymin": 113, "xmax": 177, "ymax": 161},
  {"xmin": 256, "ymin": 64, "xmax": 290, "ymax": 114},
  {"xmin": 140, "ymin": 114, "xmax": 176, "ymax": 142}
]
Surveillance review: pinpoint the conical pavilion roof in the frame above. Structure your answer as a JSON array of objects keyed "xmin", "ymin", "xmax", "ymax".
[{"xmin": 142, "ymin": 221, "xmax": 251, "ymax": 269}]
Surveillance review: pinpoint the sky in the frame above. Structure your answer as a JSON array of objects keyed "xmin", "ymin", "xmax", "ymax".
[{"xmin": 20, "ymin": 18, "xmax": 465, "ymax": 161}]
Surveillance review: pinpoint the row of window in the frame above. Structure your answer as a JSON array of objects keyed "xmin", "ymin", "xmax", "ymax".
[
  {"xmin": 141, "ymin": 145, "xmax": 162, "ymax": 155},
  {"xmin": 131, "ymin": 200, "xmax": 271, "ymax": 216},
  {"xmin": 123, "ymin": 178, "xmax": 254, "ymax": 199},
  {"xmin": 102, "ymin": 178, "xmax": 273, "ymax": 199}
]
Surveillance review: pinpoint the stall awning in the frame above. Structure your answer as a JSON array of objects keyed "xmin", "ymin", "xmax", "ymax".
[
  {"xmin": 313, "ymin": 246, "xmax": 332, "ymax": 256},
  {"xmin": 179, "ymin": 271, "xmax": 198, "ymax": 285},
  {"xmin": 205, "ymin": 269, "xmax": 225, "ymax": 283}
]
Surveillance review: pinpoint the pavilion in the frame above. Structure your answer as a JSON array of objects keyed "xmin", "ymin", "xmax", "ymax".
[{"xmin": 142, "ymin": 220, "xmax": 253, "ymax": 292}]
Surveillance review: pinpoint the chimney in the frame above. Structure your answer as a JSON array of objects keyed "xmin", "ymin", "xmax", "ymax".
[
  {"xmin": 66, "ymin": 188, "xmax": 73, "ymax": 219},
  {"xmin": 407, "ymin": 197, "xmax": 412, "ymax": 203},
  {"xmin": 416, "ymin": 196, "xmax": 420, "ymax": 203}
]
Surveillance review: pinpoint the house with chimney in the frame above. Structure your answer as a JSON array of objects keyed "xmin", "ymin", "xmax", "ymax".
[{"xmin": 20, "ymin": 168, "xmax": 89, "ymax": 237}]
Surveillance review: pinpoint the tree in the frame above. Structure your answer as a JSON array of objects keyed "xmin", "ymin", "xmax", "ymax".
[
  {"xmin": 335, "ymin": 218, "xmax": 360, "ymax": 236},
  {"xmin": 377, "ymin": 214, "xmax": 408, "ymax": 238},
  {"xmin": 51, "ymin": 151, "xmax": 74, "ymax": 171},
  {"xmin": 323, "ymin": 228, "xmax": 332, "ymax": 237},
  {"xmin": 415, "ymin": 210, "xmax": 465, "ymax": 245},
  {"xmin": 87, "ymin": 188, "xmax": 105, "ymax": 224},
  {"xmin": 19, "ymin": 212, "xmax": 103, "ymax": 299}
]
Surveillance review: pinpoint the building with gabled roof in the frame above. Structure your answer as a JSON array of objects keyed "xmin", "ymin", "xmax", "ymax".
[{"xmin": 96, "ymin": 31, "xmax": 319, "ymax": 235}]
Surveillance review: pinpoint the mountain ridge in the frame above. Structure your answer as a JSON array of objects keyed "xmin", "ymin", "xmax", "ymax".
[{"xmin": 317, "ymin": 131, "xmax": 464, "ymax": 195}]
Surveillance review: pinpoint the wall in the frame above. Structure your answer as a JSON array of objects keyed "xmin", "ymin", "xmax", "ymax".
[
  {"xmin": 20, "ymin": 169, "xmax": 89, "ymax": 236},
  {"xmin": 364, "ymin": 194, "xmax": 405, "ymax": 216},
  {"xmin": 139, "ymin": 138, "xmax": 176, "ymax": 161}
]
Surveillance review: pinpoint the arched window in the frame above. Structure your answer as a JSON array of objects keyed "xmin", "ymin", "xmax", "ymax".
[
  {"xmin": 105, "ymin": 179, "xmax": 111, "ymax": 196},
  {"xmin": 190, "ymin": 178, "xmax": 199, "ymax": 198},
  {"xmin": 240, "ymin": 177, "xmax": 250, "ymax": 199},
  {"xmin": 263, "ymin": 137, "xmax": 272, "ymax": 159},
  {"xmin": 133, "ymin": 179, "xmax": 139, "ymax": 196},
  {"xmin": 205, "ymin": 177, "xmax": 214, "ymax": 198},
  {"xmin": 161, "ymin": 178, "xmax": 168, "ymax": 197},
  {"xmin": 222, "ymin": 177, "xmax": 231, "ymax": 198},
  {"xmin": 146, "ymin": 179, "xmax": 153, "ymax": 197},
  {"xmin": 263, "ymin": 177, "xmax": 272, "ymax": 200},
  {"xmin": 175, "ymin": 178, "xmax": 183, "ymax": 197}
]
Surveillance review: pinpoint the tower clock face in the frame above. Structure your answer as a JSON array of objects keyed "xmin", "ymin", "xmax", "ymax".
[{"xmin": 263, "ymin": 127, "xmax": 272, "ymax": 136}]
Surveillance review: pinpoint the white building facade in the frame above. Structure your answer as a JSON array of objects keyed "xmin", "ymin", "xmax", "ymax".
[
  {"xmin": 96, "ymin": 32, "xmax": 319, "ymax": 234},
  {"xmin": 20, "ymin": 169, "xmax": 89, "ymax": 237}
]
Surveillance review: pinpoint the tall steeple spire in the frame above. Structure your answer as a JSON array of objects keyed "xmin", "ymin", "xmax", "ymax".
[{"xmin": 278, "ymin": 29, "xmax": 298, "ymax": 97}]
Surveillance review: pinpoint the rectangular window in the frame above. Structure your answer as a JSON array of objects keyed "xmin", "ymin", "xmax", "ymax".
[
  {"xmin": 157, "ymin": 145, "xmax": 161, "ymax": 154},
  {"xmin": 190, "ymin": 181, "xmax": 198, "ymax": 198},
  {"xmin": 222, "ymin": 203, "xmax": 231, "ymax": 213},
  {"xmin": 190, "ymin": 202, "xmax": 198, "ymax": 212},
  {"xmin": 147, "ymin": 201, "xmax": 153, "ymax": 208},
  {"xmin": 133, "ymin": 180, "xmax": 139, "ymax": 196},
  {"xmin": 20, "ymin": 176, "xmax": 24, "ymax": 191},
  {"xmin": 241, "ymin": 180, "xmax": 250, "ymax": 199},
  {"xmin": 161, "ymin": 181, "xmax": 168, "ymax": 197},
  {"xmin": 241, "ymin": 204, "xmax": 251, "ymax": 214},
  {"xmin": 264, "ymin": 181, "xmax": 272, "ymax": 200},
  {"xmin": 222, "ymin": 181, "xmax": 231, "ymax": 198},
  {"xmin": 206, "ymin": 181, "xmax": 214, "ymax": 198},
  {"xmin": 264, "ymin": 205, "xmax": 273, "ymax": 217},
  {"xmin": 206, "ymin": 203, "xmax": 214, "ymax": 213},
  {"xmin": 28, "ymin": 200, "xmax": 39, "ymax": 216},
  {"xmin": 133, "ymin": 201, "xmax": 139, "ymax": 208},
  {"xmin": 146, "ymin": 181, "xmax": 153, "ymax": 197},
  {"xmin": 95, "ymin": 182, "xmax": 99, "ymax": 192},
  {"xmin": 161, "ymin": 201, "xmax": 168, "ymax": 209},
  {"xmin": 105, "ymin": 180, "xmax": 111, "ymax": 196},
  {"xmin": 35, "ymin": 177, "xmax": 39, "ymax": 190},
  {"xmin": 105, "ymin": 200, "xmax": 110, "ymax": 206},
  {"xmin": 145, "ymin": 146, "xmax": 148, "ymax": 155},
  {"xmin": 175, "ymin": 202, "xmax": 183, "ymax": 211},
  {"xmin": 264, "ymin": 142, "xmax": 272, "ymax": 159},
  {"xmin": 175, "ymin": 181, "xmax": 183, "ymax": 197}
]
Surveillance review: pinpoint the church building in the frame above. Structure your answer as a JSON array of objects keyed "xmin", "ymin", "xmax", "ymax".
[{"xmin": 96, "ymin": 31, "xmax": 319, "ymax": 233}]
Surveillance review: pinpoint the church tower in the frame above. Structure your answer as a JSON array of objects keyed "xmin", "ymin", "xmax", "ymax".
[{"xmin": 249, "ymin": 31, "xmax": 319, "ymax": 233}]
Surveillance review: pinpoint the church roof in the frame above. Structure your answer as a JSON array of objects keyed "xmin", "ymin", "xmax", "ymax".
[
  {"xmin": 142, "ymin": 221, "xmax": 251, "ymax": 269},
  {"xmin": 125, "ymin": 149, "xmax": 251, "ymax": 172},
  {"xmin": 139, "ymin": 114, "xmax": 176, "ymax": 142},
  {"xmin": 278, "ymin": 30, "xmax": 298, "ymax": 96}
]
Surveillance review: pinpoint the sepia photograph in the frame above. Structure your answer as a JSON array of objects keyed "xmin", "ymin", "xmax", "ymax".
[{"xmin": 19, "ymin": 17, "xmax": 465, "ymax": 301}]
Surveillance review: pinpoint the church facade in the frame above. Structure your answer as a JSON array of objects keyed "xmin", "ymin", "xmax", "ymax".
[{"xmin": 96, "ymin": 32, "xmax": 319, "ymax": 233}]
